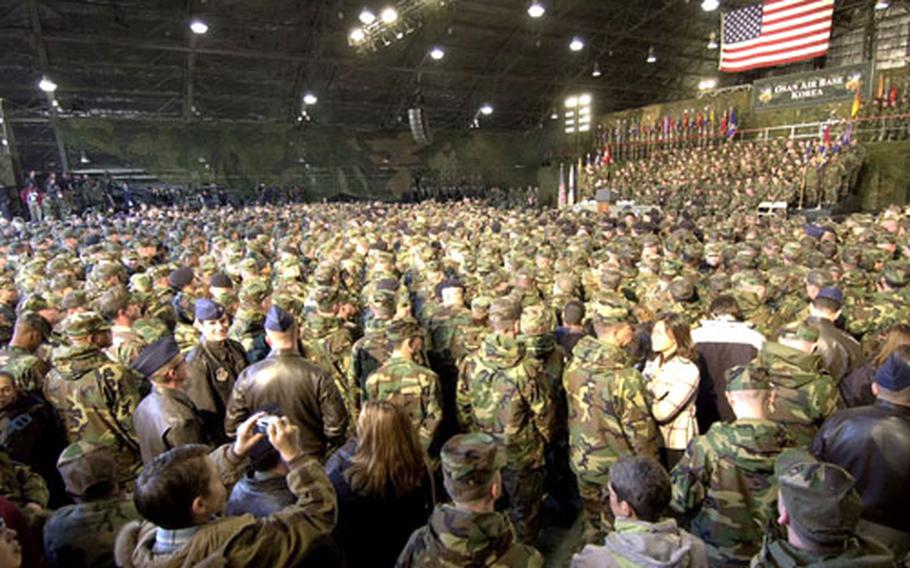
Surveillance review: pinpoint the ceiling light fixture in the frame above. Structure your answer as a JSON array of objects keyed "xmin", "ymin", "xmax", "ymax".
[
  {"xmin": 38, "ymin": 77, "xmax": 57, "ymax": 93},
  {"xmin": 707, "ymin": 31, "xmax": 718, "ymax": 50},
  {"xmin": 698, "ymin": 78, "xmax": 717, "ymax": 90},
  {"xmin": 701, "ymin": 0, "xmax": 719, "ymax": 12},
  {"xmin": 350, "ymin": 27, "xmax": 366, "ymax": 43},
  {"xmin": 430, "ymin": 46, "xmax": 445, "ymax": 60},
  {"xmin": 381, "ymin": 7, "xmax": 398, "ymax": 23},
  {"xmin": 528, "ymin": 2, "xmax": 545, "ymax": 18},
  {"xmin": 480, "ymin": 104, "xmax": 494, "ymax": 116},
  {"xmin": 592, "ymin": 62, "xmax": 602, "ymax": 77},
  {"xmin": 569, "ymin": 37, "xmax": 584, "ymax": 52},
  {"xmin": 875, "ymin": 0, "xmax": 890, "ymax": 9},
  {"xmin": 550, "ymin": 108, "xmax": 559, "ymax": 120},
  {"xmin": 303, "ymin": 93, "xmax": 318, "ymax": 105},
  {"xmin": 359, "ymin": 9, "xmax": 376, "ymax": 24},
  {"xmin": 646, "ymin": 46, "xmax": 657, "ymax": 63},
  {"xmin": 189, "ymin": 20, "xmax": 209, "ymax": 34}
]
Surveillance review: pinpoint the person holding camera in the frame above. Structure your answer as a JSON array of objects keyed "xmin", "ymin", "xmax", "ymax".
[{"xmin": 115, "ymin": 412, "xmax": 337, "ymax": 567}]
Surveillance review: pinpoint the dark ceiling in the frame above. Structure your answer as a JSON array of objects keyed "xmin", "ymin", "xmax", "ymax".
[{"xmin": 0, "ymin": 0, "xmax": 886, "ymax": 140}]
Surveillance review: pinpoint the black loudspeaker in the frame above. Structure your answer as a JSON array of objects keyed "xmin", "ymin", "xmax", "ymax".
[{"xmin": 408, "ymin": 108, "xmax": 432, "ymax": 145}]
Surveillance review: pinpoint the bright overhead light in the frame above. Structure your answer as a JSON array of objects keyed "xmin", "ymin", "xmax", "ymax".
[
  {"xmin": 569, "ymin": 37, "xmax": 585, "ymax": 52},
  {"xmin": 38, "ymin": 77, "xmax": 57, "ymax": 93},
  {"xmin": 565, "ymin": 96, "xmax": 578, "ymax": 108},
  {"xmin": 430, "ymin": 47, "xmax": 445, "ymax": 60},
  {"xmin": 359, "ymin": 9, "xmax": 376, "ymax": 24},
  {"xmin": 701, "ymin": 0, "xmax": 719, "ymax": 12},
  {"xmin": 875, "ymin": 0, "xmax": 889, "ymax": 9},
  {"xmin": 528, "ymin": 2, "xmax": 545, "ymax": 18},
  {"xmin": 579, "ymin": 94, "xmax": 592, "ymax": 106},
  {"xmin": 381, "ymin": 7, "xmax": 398, "ymax": 23},
  {"xmin": 350, "ymin": 27, "xmax": 366, "ymax": 43},
  {"xmin": 707, "ymin": 31, "xmax": 718, "ymax": 50},
  {"xmin": 79, "ymin": 151, "xmax": 90, "ymax": 164},
  {"xmin": 189, "ymin": 20, "xmax": 208, "ymax": 34},
  {"xmin": 592, "ymin": 63, "xmax": 602, "ymax": 78},
  {"xmin": 698, "ymin": 78, "xmax": 717, "ymax": 90},
  {"xmin": 303, "ymin": 92, "xmax": 318, "ymax": 105},
  {"xmin": 480, "ymin": 104, "xmax": 494, "ymax": 115},
  {"xmin": 646, "ymin": 47, "xmax": 657, "ymax": 63}
]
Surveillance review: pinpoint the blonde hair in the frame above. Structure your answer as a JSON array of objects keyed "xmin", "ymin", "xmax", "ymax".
[
  {"xmin": 873, "ymin": 324, "xmax": 910, "ymax": 368},
  {"xmin": 346, "ymin": 401, "xmax": 427, "ymax": 498}
]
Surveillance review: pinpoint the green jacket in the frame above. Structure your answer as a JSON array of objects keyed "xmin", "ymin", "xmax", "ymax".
[
  {"xmin": 671, "ymin": 419, "xmax": 794, "ymax": 567},
  {"xmin": 396, "ymin": 505, "xmax": 544, "ymax": 567},
  {"xmin": 365, "ymin": 355, "xmax": 442, "ymax": 451},
  {"xmin": 562, "ymin": 336, "xmax": 659, "ymax": 485},
  {"xmin": 458, "ymin": 333, "xmax": 553, "ymax": 470}
]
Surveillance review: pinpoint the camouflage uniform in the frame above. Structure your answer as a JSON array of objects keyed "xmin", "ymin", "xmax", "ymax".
[
  {"xmin": 43, "ymin": 312, "xmax": 142, "ymax": 487},
  {"xmin": 0, "ymin": 450, "xmax": 49, "ymax": 509},
  {"xmin": 43, "ymin": 442, "xmax": 142, "ymax": 568},
  {"xmin": 750, "ymin": 449, "xmax": 895, "ymax": 568},
  {"xmin": 563, "ymin": 332, "xmax": 660, "ymax": 542},
  {"xmin": 457, "ymin": 330, "xmax": 553, "ymax": 543},
  {"xmin": 365, "ymin": 354, "xmax": 442, "ymax": 452},
  {"xmin": 397, "ymin": 432, "xmax": 544, "ymax": 567},
  {"xmin": 107, "ymin": 325, "xmax": 147, "ymax": 368},
  {"xmin": 301, "ymin": 312, "xmax": 357, "ymax": 416},
  {"xmin": 737, "ymin": 340, "xmax": 839, "ymax": 447},
  {"xmin": 0, "ymin": 344, "xmax": 50, "ymax": 395}
]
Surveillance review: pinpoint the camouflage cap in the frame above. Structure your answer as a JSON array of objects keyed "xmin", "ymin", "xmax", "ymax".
[
  {"xmin": 775, "ymin": 449, "xmax": 863, "ymax": 545},
  {"xmin": 471, "ymin": 296, "xmax": 493, "ymax": 311},
  {"xmin": 441, "ymin": 432, "xmax": 505, "ymax": 501},
  {"xmin": 520, "ymin": 305, "xmax": 554, "ymax": 334},
  {"xmin": 62, "ymin": 311, "xmax": 111, "ymax": 337},
  {"xmin": 488, "ymin": 298, "xmax": 521, "ymax": 322},
  {"xmin": 57, "ymin": 441, "xmax": 117, "ymax": 497},
  {"xmin": 313, "ymin": 264, "xmax": 336, "ymax": 285},
  {"xmin": 882, "ymin": 263, "xmax": 909, "ymax": 288},
  {"xmin": 386, "ymin": 318, "xmax": 423, "ymax": 343},
  {"xmin": 669, "ymin": 277, "xmax": 696, "ymax": 302},
  {"xmin": 805, "ymin": 269, "xmax": 834, "ymax": 288},
  {"xmin": 129, "ymin": 273, "xmax": 153, "ymax": 293},
  {"xmin": 369, "ymin": 288, "xmax": 397, "ymax": 311},
  {"xmin": 725, "ymin": 365, "xmax": 771, "ymax": 392},
  {"xmin": 61, "ymin": 290, "xmax": 89, "ymax": 311},
  {"xmin": 782, "ymin": 242, "xmax": 802, "ymax": 260},
  {"xmin": 590, "ymin": 302, "xmax": 631, "ymax": 325},
  {"xmin": 17, "ymin": 293, "xmax": 48, "ymax": 314}
]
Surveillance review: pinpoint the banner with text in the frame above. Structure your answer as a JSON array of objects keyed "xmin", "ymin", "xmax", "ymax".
[{"xmin": 751, "ymin": 63, "xmax": 873, "ymax": 112}]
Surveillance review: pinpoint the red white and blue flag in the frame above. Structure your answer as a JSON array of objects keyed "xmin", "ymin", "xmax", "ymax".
[{"xmin": 720, "ymin": 0, "xmax": 833, "ymax": 73}]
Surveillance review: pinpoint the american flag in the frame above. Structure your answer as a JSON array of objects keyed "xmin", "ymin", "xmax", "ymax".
[{"xmin": 720, "ymin": 0, "xmax": 834, "ymax": 73}]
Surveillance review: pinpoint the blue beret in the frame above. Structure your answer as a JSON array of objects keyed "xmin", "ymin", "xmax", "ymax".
[
  {"xmin": 195, "ymin": 299, "xmax": 225, "ymax": 322},
  {"xmin": 131, "ymin": 336, "xmax": 181, "ymax": 377},
  {"xmin": 804, "ymin": 224, "xmax": 825, "ymax": 239},
  {"xmin": 265, "ymin": 305, "xmax": 295, "ymax": 332},
  {"xmin": 875, "ymin": 353, "xmax": 910, "ymax": 392},
  {"xmin": 816, "ymin": 287, "xmax": 844, "ymax": 304}
]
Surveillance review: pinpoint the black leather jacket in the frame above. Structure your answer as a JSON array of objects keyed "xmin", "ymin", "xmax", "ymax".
[{"xmin": 811, "ymin": 399, "xmax": 910, "ymax": 533}]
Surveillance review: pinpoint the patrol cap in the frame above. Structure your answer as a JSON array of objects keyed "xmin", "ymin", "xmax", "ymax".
[
  {"xmin": 882, "ymin": 263, "xmax": 909, "ymax": 288},
  {"xmin": 264, "ymin": 305, "xmax": 295, "ymax": 332},
  {"xmin": 441, "ymin": 432, "xmax": 506, "ymax": 502},
  {"xmin": 132, "ymin": 336, "xmax": 182, "ymax": 378},
  {"xmin": 167, "ymin": 267, "xmax": 195, "ymax": 290},
  {"xmin": 775, "ymin": 449, "xmax": 863, "ymax": 546},
  {"xmin": 815, "ymin": 287, "xmax": 843, "ymax": 306},
  {"xmin": 669, "ymin": 277, "xmax": 696, "ymax": 302},
  {"xmin": 386, "ymin": 318, "xmax": 423, "ymax": 343},
  {"xmin": 590, "ymin": 302, "xmax": 631, "ymax": 325},
  {"xmin": 57, "ymin": 441, "xmax": 117, "ymax": 497},
  {"xmin": 471, "ymin": 296, "xmax": 492, "ymax": 312},
  {"xmin": 63, "ymin": 311, "xmax": 111, "ymax": 337},
  {"xmin": 874, "ymin": 351, "xmax": 910, "ymax": 392},
  {"xmin": 488, "ymin": 298, "xmax": 521, "ymax": 323},
  {"xmin": 15, "ymin": 311, "xmax": 50, "ymax": 339},
  {"xmin": 725, "ymin": 365, "xmax": 771, "ymax": 392},
  {"xmin": 520, "ymin": 305, "xmax": 554, "ymax": 334},
  {"xmin": 194, "ymin": 299, "xmax": 225, "ymax": 322},
  {"xmin": 805, "ymin": 269, "xmax": 834, "ymax": 288}
]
